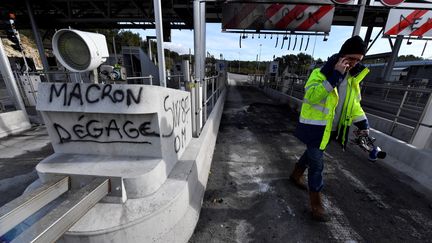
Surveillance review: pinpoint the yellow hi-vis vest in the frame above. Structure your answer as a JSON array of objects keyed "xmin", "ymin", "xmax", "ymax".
[{"xmin": 300, "ymin": 67, "xmax": 370, "ymax": 149}]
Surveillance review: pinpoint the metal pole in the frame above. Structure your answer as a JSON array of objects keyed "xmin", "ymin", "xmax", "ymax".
[
  {"xmin": 0, "ymin": 39, "xmax": 28, "ymax": 116},
  {"xmin": 112, "ymin": 36, "xmax": 117, "ymax": 63},
  {"xmin": 129, "ymin": 48, "xmax": 134, "ymax": 77},
  {"xmin": 192, "ymin": 0, "xmax": 203, "ymax": 137},
  {"xmin": 153, "ymin": 0, "xmax": 166, "ymax": 87},
  {"xmin": 200, "ymin": 1, "xmax": 206, "ymax": 125},
  {"xmin": 203, "ymin": 77, "xmax": 207, "ymax": 122},
  {"xmin": 364, "ymin": 26, "xmax": 373, "ymax": 46},
  {"xmin": 200, "ymin": 1, "xmax": 206, "ymax": 82},
  {"xmin": 390, "ymin": 89, "xmax": 408, "ymax": 135},
  {"xmin": 146, "ymin": 36, "xmax": 154, "ymax": 62},
  {"xmin": 383, "ymin": 36, "xmax": 403, "ymax": 82},
  {"xmin": 352, "ymin": 0, "xmax": 366, "ymax": 36},
  {"xmin": 212, "ymin": 77, "xmax": 215, "ymax": 108},
  {"xmin": 26, "ymin": 0, "xmax": 50, "ymax": 81}
]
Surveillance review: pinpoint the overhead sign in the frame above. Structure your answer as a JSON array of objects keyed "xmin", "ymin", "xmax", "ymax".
[
  {"xmin": 331, "ymin": 0, "xmax": 357, "ymax": 4},
  {"xmin": 384, "ymin": 9, "xmax": 432, "ymax": 37},
  {"xmin": 370, "ymin": 0, "xmax": 432, "ymax": 8},
  {"xmin": 222, "ymin": 3, "xmax": 335, "ymax": 32}
]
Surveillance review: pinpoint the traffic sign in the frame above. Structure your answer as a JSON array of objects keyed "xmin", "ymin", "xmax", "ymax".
[
  {"xmin": 370, "ymin": 0, "xmax": 432, "ymax": 9},
  {"xmin": 384, "ymin": 9, "xmax": 432, "ymax": 37},
  {"xmin": 331, "ymin": 0, "xmax": 356, "ymax": 4},
  {"xmin": 222, "ymin": 3, "xmax": 335, "ymax": 32},
  {"xmin": 381, "ymin": 0, "xmax": 405, "ymax": 6}
]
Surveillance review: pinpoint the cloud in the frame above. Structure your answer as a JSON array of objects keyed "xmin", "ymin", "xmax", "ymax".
[
  {"xmin": 164, "ymin": 42, "xmax": 190, "ymax": 55},
  {"xmin": 131, "ymin": 24, "xmax": 430, "ymax": 62}
]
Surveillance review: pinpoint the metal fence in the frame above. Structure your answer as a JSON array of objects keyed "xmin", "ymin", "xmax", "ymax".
[
  {"xmin": 203, "ymin": 75, "xmax": 225, "ymax": 123},
  {"xmin": 248, "ymin": 74, "xmax": 432, "ymax": 143}
]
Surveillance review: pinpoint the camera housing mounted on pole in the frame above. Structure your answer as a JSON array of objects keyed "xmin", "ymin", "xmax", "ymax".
[{"xmin": 52, "ymin": 29, "xmax": 109, "ymax": 72}]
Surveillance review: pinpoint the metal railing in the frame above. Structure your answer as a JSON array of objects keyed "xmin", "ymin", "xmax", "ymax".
[
  {"xmin": 202, "ymin": 75, "xmax": 225, "ymax": 123},
  {"xmin": 249, "ymin": 74, "xmax": 432, "ymax": 143},
  {"xmin": 126, "ymin": 75, "xmax": 154, "ymax": 85},
  {"xmin": 0, "ymin": 177, "xmax": 109, "ymax": 243}
]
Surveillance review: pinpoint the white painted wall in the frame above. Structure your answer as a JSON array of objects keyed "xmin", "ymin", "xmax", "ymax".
[{"xmin": 36, "ymin": 83, "xmax": 193, "ymax": 199}]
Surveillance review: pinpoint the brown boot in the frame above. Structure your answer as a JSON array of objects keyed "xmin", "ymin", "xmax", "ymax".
[
  {"xmin": 309, "ymin": 192, "xmax": 330, "ymax": 222},
  {"xmin": 289, "ymin": 164, "xmax": 307, "ymax": 190}
]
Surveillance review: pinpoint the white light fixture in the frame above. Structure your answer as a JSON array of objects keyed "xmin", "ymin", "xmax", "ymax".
[{"xmin": 52, "ymin": 29, "xmax": 109, "ymax": 72}]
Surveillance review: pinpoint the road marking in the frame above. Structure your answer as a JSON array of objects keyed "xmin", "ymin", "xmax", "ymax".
[
  {"xmin": 325, "ymin": 152, "xmax": 390, "ymax": 209},
  {"xmin": 400, "ymin": 209, "xmax": 432, "ymax": 228},
  {"xmin": 322, "ymin": 195, "xmax": 363, "ymax": 242}
]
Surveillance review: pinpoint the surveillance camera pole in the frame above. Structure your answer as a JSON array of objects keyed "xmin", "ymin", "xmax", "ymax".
[{"xmin": 153, "ymin": 0, "xmax": 167, "ymax": 87}]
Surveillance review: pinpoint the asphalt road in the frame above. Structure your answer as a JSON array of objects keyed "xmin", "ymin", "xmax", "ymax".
[
  {"xmin": 190, "ymin": 84, "xmax": 432, "ymax": 243},
  {"xmin": 1, "ymin": 82, "xmax": 432, "ymax": 242}
]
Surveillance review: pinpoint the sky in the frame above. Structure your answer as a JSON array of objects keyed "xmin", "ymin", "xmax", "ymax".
[{"xmin": 132, "ymin": 23, "xmax": 431, "ymax": 62}]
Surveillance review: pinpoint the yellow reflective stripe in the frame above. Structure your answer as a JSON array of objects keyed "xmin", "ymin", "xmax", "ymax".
[
  {"xmin": 299, "ymin": 118, "xmax": 327, "ymax": 125},
  {"xmin": 303, "ymin": 98, "xmax": 326, "ymax": 105},
  {"xmin": 303, "ymin": 99, "xmax": 329, "ymax": 114},
  {"xmin": 323, "ymin": 80, "xmax": 334, "ymax": 92}
]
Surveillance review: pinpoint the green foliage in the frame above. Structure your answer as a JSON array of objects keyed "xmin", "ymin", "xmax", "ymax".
[
  {"xmin": 94, "ymin": 29, "xmax": 186, "ymax": 70},
  {"xmin": 275, "ymin": 52, "xmax": 315, "ymax": 76},
  {"xmin": 397, "ymin": 55, "xmax": 424, "ymax": 61}
]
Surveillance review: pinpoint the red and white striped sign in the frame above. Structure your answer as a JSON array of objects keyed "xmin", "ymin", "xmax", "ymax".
[
  {"xmin": 384, "ymin": 9, "xmax": 432, "ymax": 37},
  {"xmin": 222, "ymin": 3, "xmax": 335, "ymax": 32},
  {"xmin": 370, "ymin": 0, "xmax": 432, "ymax": 8}
]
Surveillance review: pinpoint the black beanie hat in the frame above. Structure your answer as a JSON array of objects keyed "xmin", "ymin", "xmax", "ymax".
[{"xmin": 339, "ymin": 35, "xmax": 367, "ymax": 55}]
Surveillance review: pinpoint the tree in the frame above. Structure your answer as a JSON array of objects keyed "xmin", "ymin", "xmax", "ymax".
[{"xmin": 397, "ymin": 55, "xmax": 423, "ymax": 62}]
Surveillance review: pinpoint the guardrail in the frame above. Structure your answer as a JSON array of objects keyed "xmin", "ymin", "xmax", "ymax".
[
  {"xmin": 0, "ymin": 177, "xmax": 109, "ymax": 242},
  {"xmin": 248, "ymin": 74, "xmax": 432, "ymax": 143},
  {"xmin": 203, "ymin": 75, "xmax": 225, "ymax": 123}
]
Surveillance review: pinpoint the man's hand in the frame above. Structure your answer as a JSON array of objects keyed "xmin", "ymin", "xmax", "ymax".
[{"xmin": 334, "ymin": 57, "xmax": 349, "ymax": 74}]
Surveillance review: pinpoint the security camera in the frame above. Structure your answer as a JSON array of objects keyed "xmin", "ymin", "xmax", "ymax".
[{"xmin": 52, "ymin": 29, "xmax": 109, "ymax": 72}]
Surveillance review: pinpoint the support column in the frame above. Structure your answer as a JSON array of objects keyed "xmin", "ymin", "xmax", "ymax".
[
  {"xmin": 0, "ymin": 39, "xmax": 28, "ymax": 116},
  {"xmin": 200, "ymin": 1, "xmax": 206, "ymax": 123},
  {"xmin": 383, "ymin": 36, "xmax": 402, "ymax": 82},
  {"xmin": 411, "ymin": 93, "xmax": 432, "ymax": 149},
  {"xmin": 26, "ymin": 0, "xmax": 50, "ymax": 80},
  {"xmin": 153, "ymin": 0, "xmax": 166, "ymax": 87},
  {"xmin": 352, "ymin": 0, "xmax": 366, "ymax": 36},
  {"xmin": 364, "ymin": 26, "xmax": 373, "ymax": 47},
  {"xmin": 200, "ymin": 1, "xmax": 206, "ymax": 82},
  {"xmin": 192, "ymin": 0, "xmax": 204, "ymax": 137}
]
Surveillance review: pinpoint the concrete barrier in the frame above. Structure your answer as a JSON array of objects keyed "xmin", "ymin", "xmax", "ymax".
[
  {"xmin": 260, "ymin": 86, "xmax": 432, "ymax": 192},
  {"xmin": 36, "ymin": 83, "xmax": 193, "ymax": 201},
  {"xmin": 0, "ymin": 110, "xmax": 31, "ymax": 139},
  {"xmin": 56, "ymin": 88, "xmax": 226, "ymax": 242},
  {"xmin": 11, "ymin": 84, "xmax": 225, "ymax": 242}
]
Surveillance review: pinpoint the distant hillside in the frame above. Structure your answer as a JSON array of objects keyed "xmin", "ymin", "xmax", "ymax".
[{"xmin": 1, "ymin": 33, "xmax": 43, "ymax": 70}]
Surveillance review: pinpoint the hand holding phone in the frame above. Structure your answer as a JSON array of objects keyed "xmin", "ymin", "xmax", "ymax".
[{"xmin": 334, "ymin": 57, "xmax": 349, "ymax": 74}]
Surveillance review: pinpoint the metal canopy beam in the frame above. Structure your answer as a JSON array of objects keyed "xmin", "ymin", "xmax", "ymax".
[{"xmin": 2, "ymin": 0, "xmax": 391, "ymax": 31}]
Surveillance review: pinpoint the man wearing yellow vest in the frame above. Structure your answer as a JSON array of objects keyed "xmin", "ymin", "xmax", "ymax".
[{"xmin": 291, "ymin": 35, "xmax": 370, "ymax": 222}]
